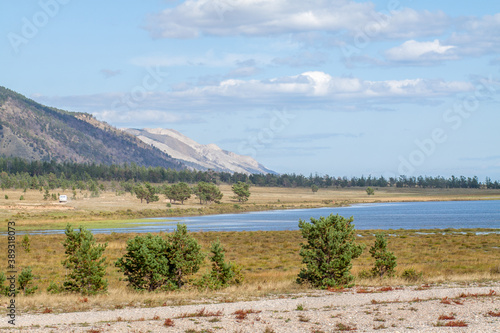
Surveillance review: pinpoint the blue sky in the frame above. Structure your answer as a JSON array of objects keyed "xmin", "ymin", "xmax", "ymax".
[{"xmin": 1, "ymin": 0, "xmax": 500, "ymax": 179}]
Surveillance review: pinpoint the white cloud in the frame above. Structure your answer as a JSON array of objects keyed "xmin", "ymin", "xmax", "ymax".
[
  {"xmin": 32, "ymin": 72, "xmax": 474, "ymax": 121},
  {"xmin": 385, "ymin": 39, "xmax": 457, "ymax": 62},
  {"xmin": 143, "ymin": 0, "xmax": 448, "ymax": 40},
  {"xmin": 371, "ymin": 8, "xmax": 449, "ymax": 40},
  {"xmin": 448, "ymin": 13, "xmax": 500, "ymax": 56}
]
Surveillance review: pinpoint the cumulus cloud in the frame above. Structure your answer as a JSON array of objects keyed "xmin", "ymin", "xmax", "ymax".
[{"xmin": 385, "ymin": 39, "xmax": 457, "ymax": 63}]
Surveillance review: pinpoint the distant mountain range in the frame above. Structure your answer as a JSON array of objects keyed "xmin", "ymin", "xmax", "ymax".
[
  {"xmin": 124, "ymin": 128, "xmax": 275, "ymax": 174},
  {"xmin": 0, "ymin": 86, "xmax": 273, "ymax": 174}
]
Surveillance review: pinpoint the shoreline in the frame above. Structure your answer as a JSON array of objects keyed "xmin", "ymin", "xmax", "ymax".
[
  {"xmin": 3, "ymin": 187, "xmax": 500, "ymax": 232},
  {"xmin": 9, "ymin": 198, "xmax": 500, "ymax": 235}
]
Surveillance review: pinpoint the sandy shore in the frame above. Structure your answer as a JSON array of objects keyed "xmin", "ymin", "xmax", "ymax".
[{"xmin": 4, "ymin": 282, "xmax": 499, "ymax": 332}]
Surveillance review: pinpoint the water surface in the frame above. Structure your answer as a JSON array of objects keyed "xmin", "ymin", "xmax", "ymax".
[{"xmin": 21, "ymin": 200, "xmax": 500, "ymax": 235}]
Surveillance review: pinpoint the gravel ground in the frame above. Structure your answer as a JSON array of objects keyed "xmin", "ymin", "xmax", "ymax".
[{"xmin": 4, "ymin": 283, "xmax": 500, "ymax": 332}]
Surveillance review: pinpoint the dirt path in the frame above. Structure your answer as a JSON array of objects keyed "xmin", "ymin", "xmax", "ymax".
[{"xmin": 4, "ymin": 283, "xmax": 499, "ymax": 332}]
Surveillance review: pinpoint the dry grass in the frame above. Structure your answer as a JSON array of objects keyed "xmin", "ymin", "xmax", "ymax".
[{"xmin": 0, "ymin": 227, "xmax": 498, "ymax": 314}]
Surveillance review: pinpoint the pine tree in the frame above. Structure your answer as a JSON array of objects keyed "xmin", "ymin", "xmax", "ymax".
[
  {"xmin": 165, "ymin": 224, "xmax": 204, "ymax": 289},
  {"xmin": 297, "ymin": 214, "xmax": 364, "ymax": 288},
  {"xmin": 369, "ymin": 233, "xmax": 397, "ymax": 278},
  {"xmin": 232, "ymin": 182, "xmax": 251, "ymax": 202},
  {"xmin": 62, "ymin": 224, "xmax": 108, "ymax": 295},
  {"xmin": 198, "ymin": 239, "xmax": 243, "ymax": 290},
  {"xmin": 115, "ymin": 234, "xmax": 171, "ymax": 291},
  {"xmin": 116, "ymin": 224, "xmax": 204, "ymax": 291},
  {"xmin": 18, "ymin": 267, "xmax": 38, "ymax": 295},
  {"xmin": 21, "ymin": 234, "xmax": 31, "ymax": 253}
]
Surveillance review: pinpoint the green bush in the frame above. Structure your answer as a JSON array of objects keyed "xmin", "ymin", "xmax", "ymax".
[
  {"xmin": 297, "ymin": 214, "xmax": 364, "ymax": 288},
  {"xmin": 197, "ymin": 239, "xmax": 243, "ymax": 290},
  {"xmin": 116, "ymin": 223, "xmax": 204, "ymax": 291},
  {"xmin": 357, "ymin": 269, "xmax": 374, "ymax": 280},
  {"xmin": 21, "ymin": 234, "xmax": 31, "ymax": 253},
  {"xmin": 401, "ymin": 268, "xmax": 423, "ymax": 282},
  {"xmin": 62, "ymin": 224, "xmax": 108, "ymax": 295},
  {"xmin": 369, "ymin": 233, "xmax": 397, "ymax": 278},
  {"xmin": 18, "ymin": 267, "xmax": 38, "ymax": 295},
  {"xmin": 0, "ymin": 272, "xmax": 10, "ymax": 296},
  {"xmin": 116, "ymin": 234, "xmax": 172, "ymax": 291},
  {"xmin": 47, "ymin": 282, "xmax": 61, "ymax": 294}
]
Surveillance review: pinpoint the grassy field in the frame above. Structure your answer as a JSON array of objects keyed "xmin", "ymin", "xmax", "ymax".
[
  {"xmin": 2, "ymin": 228, "xmax": 499, "ymax": 314},
  {"xmin": 0, "ymin": 186, "xmax": 499, "ymax": 313}
]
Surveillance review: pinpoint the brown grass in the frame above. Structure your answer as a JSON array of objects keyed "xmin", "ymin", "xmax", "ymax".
[
  {"xmin": 438, "ymin": 320, "xmax": 468, "ymax": 327},
  {"xmin": 163, "ymin": 318, "xmax": 175, "ymax": 327},
  {"xmin": 233, "ymin": 309, "xmax": 261, "ymax": 320},
  {"xmin": 438, "ymin": 313, "xmax": 456, "ymax": 320},
  {"xmin": 177, "ymin": 308, "xmax": 223, "ymax": 318}
]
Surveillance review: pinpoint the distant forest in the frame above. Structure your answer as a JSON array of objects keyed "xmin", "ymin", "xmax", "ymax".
[{"xmin": 0, "ymin": 156, "xmax": 499, "ymax": 190}]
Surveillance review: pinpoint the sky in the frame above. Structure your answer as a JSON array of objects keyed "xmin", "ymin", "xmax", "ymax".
[{"xmin": 1, "ymin": 0, "xmax": 500, "ymax": 179}]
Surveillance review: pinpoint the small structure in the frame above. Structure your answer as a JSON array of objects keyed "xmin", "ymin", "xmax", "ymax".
[{"xmin": 59, "ymin": 195, "xmax": 68, "ymax": 203}]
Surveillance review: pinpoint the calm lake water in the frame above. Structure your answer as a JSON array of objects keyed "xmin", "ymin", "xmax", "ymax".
[{"xmin": 22, "ymin": 200, "xmax": 500, "ymax": 235}]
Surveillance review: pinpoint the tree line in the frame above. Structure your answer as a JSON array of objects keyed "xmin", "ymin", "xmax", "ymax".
[{"xmin": 0, "ymin": 156, "xmax": 499, "ymax": 189}]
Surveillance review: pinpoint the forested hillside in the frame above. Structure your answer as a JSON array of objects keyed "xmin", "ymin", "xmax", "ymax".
[{"xmin": 0, "ymin": 87, "xmax": 183, "ymax": 170}]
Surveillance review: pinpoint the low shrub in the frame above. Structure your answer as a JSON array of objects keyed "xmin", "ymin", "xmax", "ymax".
[{"xmin": 401, "ymin": 268, "xmax": 423, "ymax": 282}]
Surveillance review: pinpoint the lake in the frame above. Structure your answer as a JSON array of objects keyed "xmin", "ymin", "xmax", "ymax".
[{"xmin": 21, "ymin": 200, "xmax": 500, "ymax": 234}]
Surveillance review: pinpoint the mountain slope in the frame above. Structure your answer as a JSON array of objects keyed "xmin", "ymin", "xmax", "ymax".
[
  {"xmin": 124, "ymin": 128, "xmax": 275, "ymax": 174},
  {"xmin": 0, "ymin": 87, "xmax": 184, "ymax": 169}
]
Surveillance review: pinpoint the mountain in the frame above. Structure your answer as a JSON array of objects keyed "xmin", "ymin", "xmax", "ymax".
[
  {"xmin": 124, "ymin": 128, "xmax": 275, "ymax": 175},
  {"xmin": 0, "ymin": 86, "xmax": 183, "ymax": 169}
]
